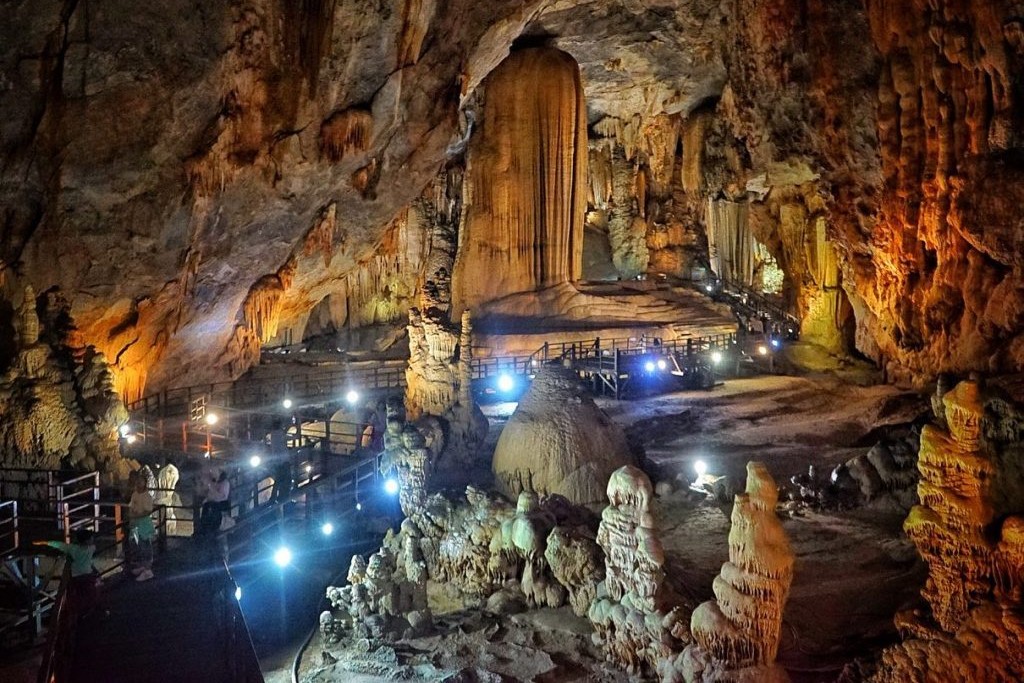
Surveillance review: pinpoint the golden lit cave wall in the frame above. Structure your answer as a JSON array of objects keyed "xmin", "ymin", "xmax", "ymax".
[{"xmin": 452, "ymin": 47, "xmax": 588, "ymax": 315}]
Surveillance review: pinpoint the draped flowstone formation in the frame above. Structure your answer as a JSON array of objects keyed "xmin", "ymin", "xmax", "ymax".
[{"xmin": 452, "ymin": 47, "xmax": 588, "ymax": 315}]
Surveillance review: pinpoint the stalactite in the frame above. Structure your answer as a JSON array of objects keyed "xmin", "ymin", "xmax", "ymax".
[
  {"xmin": 397, "ymin": 0, "xmax": 435, "ymax": 68},
  {"xmin": 680, "ymin": 111, "xmax": 709, "ymax": 194},
  {"xmin": 303, "ymin": 202, "xmax": 339, "ymax": 267},
  {"xmin": 320, "ymin": 108, "xmax": 373, "ymax": 163},
  {"xmin": 452, "ymin": 47, "xmax": 588, "ymax": 315}
]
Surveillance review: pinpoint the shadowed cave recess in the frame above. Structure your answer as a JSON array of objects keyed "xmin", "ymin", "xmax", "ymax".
[{"xmin": 2, "ymin": 1, "xmax": 1024, "ymax": 682}]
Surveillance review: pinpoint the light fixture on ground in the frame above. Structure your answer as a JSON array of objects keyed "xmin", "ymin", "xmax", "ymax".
[
  {"xmin": 273, "ymin": 546, "xmax": 293, "ymax": 568},
  {"xmin": 705, "ymin": 284, "xmax": 714, "ymax": 293},
  {"xmin": 384, "ymin": 478, "xmax": 399, "ymax": 495},
  {"xmin": 249, "ymin": 455, "xmax": 261, "ymax": 468},
  {"xmin": 119, "ymin": 424, "xmax": 131, "ymax": 437},
  {"xmin": 644, "ymin": 360, "xmax": 656, "ymax": 373},
  {"xmin": 282, "ymin": 398, "xmax": 293, "ymax": 410},
  {"xmin": 234, "ymin": 586, "xmax": 242, "ymax": 601},
  {"xmin": 694, "ymin": 460, "xmax": 708, "ymax": 476},
  {"xmin": 657, "ymin": 359, "xmax": 667, "ymax": 371},
  {"xmin": 758, "ymin": 345, "xmax": 769, "ymax": 356},
  {"xmin": 305, "ymin": 464, "xmax": 312, "ymax": 474},
  {"xmin": 710, "ymin": 351, "xmax": 723, "ymax": 365},
  {"xmin": 355, "ymin": 502, "xmax": 362, "ymax": 511},
  {"xmin": 771, "ymin": 339, "xmax": 781, "ymax": 349},
  {"xmin": 126, "ymin": 435, "xmax": 137, "ymax": 444},
  {"xmin": 497, "ymin": 373, "xmax": 515, "ymax": 392},
  {"xmin": 321, "ymin": 522, "xmax": 334, "ymax": 536},
  {"xmin": 205, "ymin": 413, "xmax": 219, "ymax": 426},
  {"xmin": 345, "ymin": 389, "xmax": 360, "ymax": 405}
]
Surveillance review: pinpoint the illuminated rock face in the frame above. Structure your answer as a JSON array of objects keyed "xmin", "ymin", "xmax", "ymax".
[
  {"xmin": 681, "ymin": 462, "xmax": 793, "ymax": 683},
  {"xmin": 452, "ymin": 47, "xmax": 588, "ymax": 314},
  {"xmin": 492, "ymin": 367, "xmax": 633, "ymax": 506},
  {"xmin": 868, "ymin": 379, "xmax": 1024, "ymax": 682},
  {"xmin": 0, "ymin": 288, "xmax": 131, "ymax": 479}
]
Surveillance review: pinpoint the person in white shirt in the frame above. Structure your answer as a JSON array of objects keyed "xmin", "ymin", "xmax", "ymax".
[{"xmin": 200, "ymin": 470, "xmax": 230, "ymax": 536}]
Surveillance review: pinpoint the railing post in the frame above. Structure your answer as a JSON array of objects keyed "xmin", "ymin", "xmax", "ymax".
[
  {"xmin": 92, "ymin": 473, "xmax": 100, "ymax": 533},
  {"xmin": 62, "ymin": 503, "xmax": 71, "ymax": 543}
]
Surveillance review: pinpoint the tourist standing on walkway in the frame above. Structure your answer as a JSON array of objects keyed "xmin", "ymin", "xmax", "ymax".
[
  {"xmin": 200, "ymin": 469, "xmax": 230, "ymax": 535},
  {"xmin": 129, "ymin": 476, "xmax": 156, "ymax": 582},
  {"xmin": 269, "ymin": 419, "xmax": 291, "ymax": 503}
]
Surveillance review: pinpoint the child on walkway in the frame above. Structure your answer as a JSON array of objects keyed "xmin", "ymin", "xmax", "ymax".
[
  {"xmin": 129, "ymin": 475, "xmax": 156, "ymax": 581},
  {"xmin": 33, "ymin": 529, "xmax": 101, "ymax": 617}
]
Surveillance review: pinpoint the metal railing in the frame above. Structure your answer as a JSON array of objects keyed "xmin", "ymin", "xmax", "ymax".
[
  {"xmin": 0, "ymin": 500, "xmax": 19, "ymax": 556},
  {"xmin": 36, "ymin": 563, "xmax": 72, "ymax": 683},
  {"xmin": 221, "ymin": 561, "xmax": 265, "ymax": 683}
]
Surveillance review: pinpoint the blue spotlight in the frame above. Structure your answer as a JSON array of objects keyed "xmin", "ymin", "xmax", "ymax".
[
  {"xmin": 497, "ymin": 374, "xmax": 516, "ymax": 393},
  {"xmin": 273, "ymin": 546, "xmax": 293, "ymax": 568},
  {"xmin": 771, "ymin": 339, "xmax": 781, "ymax": 349},
  {"xmin": 644, "ymin": 360, "xmax": 656, "ymax": 373},
  {"xmin": 234, "ymin": 585, "xmax": 242, "ymax": 601},
  {"xmin": 384, "ymin": 478, "xmax": 399, "ymax": 496},
  {"xmin": 321, "ymin": 522, "xmax": 334, "ymax": 536},
  {"xmin": 657, "ymin": 359, "xmax": 667, "ymax": 371}
]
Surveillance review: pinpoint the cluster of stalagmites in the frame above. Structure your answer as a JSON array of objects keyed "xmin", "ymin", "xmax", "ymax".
[
  {"xmin": 865, "ymin": 378, "xmax": 1024, "ymax": 683},
  {"xmin": 0, "ymin": 287, "xmax": 130, "ymax": 479},
  {"xmin": 790, "ymin": 425, "xmax": 921, "ymax": 511},
  {"xmin": 321, "ymin": 458, "xmax": 798, "ymax": 683},
  {"xmin": 404, "ymin": 307, "xmax": 486, "ymax": 469},
  {"xmin": 321, "ymin": 486, "xmax": 605, "ymax": 644},
  {"xmin": 676, "ymin": 462, "xmax": 794, "ymax": 683}
]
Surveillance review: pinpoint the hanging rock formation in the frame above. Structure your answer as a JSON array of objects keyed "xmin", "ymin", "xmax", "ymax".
[
  {"xmin": 492, "ymin": 366, "xmax": 634, "ymax": 506},
  {"xmin": 452, "ymin": 46, "xmax": 588, "ymax": 315},
  {"xmin": 867, "ymin": 378, "xmax": 1024, "ymax": 682},
  {"xmin": 678, "ymin": 462, "xmax": 794, "ymax": 683}
]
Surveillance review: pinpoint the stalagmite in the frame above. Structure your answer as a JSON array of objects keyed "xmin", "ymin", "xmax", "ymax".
[
  {"xmin": 452, "ymin": 47, "xmax": 587, "ymax": 314},
  {"xmin": 679, "ymin": 462, "xmax": 794, "ymax": 683},
  {"xmin": 868, "ymin": 379, "xmax": 1024, "ymax": 682},
  {"xmin": 492, "ymin": 366, "xmax": 633, "ymax": 506},
  {"xmin": 589, "ymin": 465, "xmax": 690, "ymax": 677}
]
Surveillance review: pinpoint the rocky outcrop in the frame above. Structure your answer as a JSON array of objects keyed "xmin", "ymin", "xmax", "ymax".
[
  {"xmin": 452, "ymin": 46, "xmax": 587, "ymax": 315},
  {"xmin": 0, "ymin": 287, "xmax": 131, "ymax": 479},
  {"xmin": 867, "ymin": 379, "xmax": 1024, "ymax": 682},
  {"xmin": 679, "ymin": 462, "xmax": 794, "ymax": 683},
  {"xmin": 492, "ymin": 367, "xmax": 633, "ymax": 506}
]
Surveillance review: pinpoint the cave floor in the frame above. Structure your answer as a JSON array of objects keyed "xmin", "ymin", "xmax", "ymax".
[
  {"xmin": 604, "ymin": 373, "xmax": 929, "ymax": 681},
  {"xmin": 302, "ymin": 372, "xmax": 929, "ymax": 682}
]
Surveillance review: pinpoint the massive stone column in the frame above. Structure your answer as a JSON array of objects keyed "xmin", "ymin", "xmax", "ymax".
[{"xmin": 452, "ymin": 47, "xmax": 588, "ymax": 315}]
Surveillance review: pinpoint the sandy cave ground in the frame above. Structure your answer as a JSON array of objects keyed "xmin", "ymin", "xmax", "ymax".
[{"xmin": 304, "ymin": 371, "xmax": 930, "ymax": 682}]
